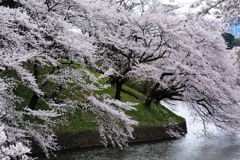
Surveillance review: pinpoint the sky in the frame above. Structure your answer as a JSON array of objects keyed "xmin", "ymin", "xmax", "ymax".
[{"xmin": 162, "ymin": 0, "xmax": 197, "ymax": 13}]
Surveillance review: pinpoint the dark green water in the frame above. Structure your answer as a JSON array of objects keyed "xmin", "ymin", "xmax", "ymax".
[
  {"xmin": 38, "ymin": 133, "xmax": 240, "ymax": 160},
  {"xmin": 38, "ymin": 102, "xmax": 240, "ymax": 160}
]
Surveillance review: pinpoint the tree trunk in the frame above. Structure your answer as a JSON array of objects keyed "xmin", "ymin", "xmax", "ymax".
[
  {"xmin": 144, "ymin": 82, "xmax": 160, "ymax": 108},
  {"xmin": 114, "ymin": 77, "xmax": 129, "ymax": 101},
  {"xmin": 115, "ymin": 81, "xmax": 123, "ymax": 101},
  {"xmin": 144, "ymin": 98, "xmax": 152, "ymax": 108},
  {"xmin": 28, "ymin": 63, "xmax": 39, "ymax": 110},
  {"xmin": 28, "ymin": 93, "xmax": 39, "ymax": 110}
]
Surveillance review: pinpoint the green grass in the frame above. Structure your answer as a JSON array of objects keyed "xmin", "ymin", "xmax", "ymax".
[
  {"xmin": 1, "ymin": 60, "xmax": 185, "ymax": 134},
  {"xmin": 53, "ymin": 84, "xmax": 185, "ymax": 134},
  {"xmin": 121, "ymin": 87, "xmax": 185, "ymax": 127},
  {"xmin": 54, "ymin": 110, "xmax": 98, "ymax": 134}
]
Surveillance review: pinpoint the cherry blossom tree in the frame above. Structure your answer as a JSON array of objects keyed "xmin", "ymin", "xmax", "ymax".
[
  {"xmin": 231, "ymin": 47, "xmax": 240, "ymax": 85},
  {"xmin": 75, "ymin": 0, "xmax": 189, "ymax": 101},
  {"xmin": 71, "ymin": 0, "xmax": 240, "ymax": 136},
  {"xmin": 2, "ymin": 0, "xmax": 240, "ymax": 157},
  {"xmin": 132, "ymin": 15, "xmax": 240, "ymax": 133},
  {"xmin": 189, "ymin": 0, "xmax": 240, "ymax": 23},
  {"xmin": 0, "ymin": 0, "xmax": 138, "ymax": 156}
]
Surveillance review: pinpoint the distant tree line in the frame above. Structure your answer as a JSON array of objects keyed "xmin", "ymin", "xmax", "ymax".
[{"xmin": 221, "ymin": 32, "xmax": 240, "ymax": 49}]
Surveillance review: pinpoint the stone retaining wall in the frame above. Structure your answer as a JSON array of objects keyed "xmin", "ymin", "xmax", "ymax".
[{"xmin": 54, "ymin": 121, "xmax": 187, "ymax": 151}]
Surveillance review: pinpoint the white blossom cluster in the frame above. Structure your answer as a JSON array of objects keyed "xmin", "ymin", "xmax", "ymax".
[
  {"xmin": 0, "ymin": 125, "xmax": 31, "ymax": 160},
  {"xmin": 190, "ymin": 0, "xmax": 240, "ymax": 23}
]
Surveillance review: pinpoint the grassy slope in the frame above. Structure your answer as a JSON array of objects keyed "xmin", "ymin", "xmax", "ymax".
[
  {"xmin": 6, "ymin": 63, "xmax": 185, "ymax": 134},
  {"xmin": 53, "ymin": 84, "xmax": 184, "ymax": 133}
]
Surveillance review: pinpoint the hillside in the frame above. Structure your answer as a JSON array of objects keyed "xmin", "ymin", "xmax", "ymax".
[{"xmin": 0, "ymin": 62, "xmax": 185, "ymax": 151}]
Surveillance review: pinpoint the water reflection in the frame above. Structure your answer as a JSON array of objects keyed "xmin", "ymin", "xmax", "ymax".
[{"xmin": 40, "ymin": 101, "xmax": 240, "ymax": 160}]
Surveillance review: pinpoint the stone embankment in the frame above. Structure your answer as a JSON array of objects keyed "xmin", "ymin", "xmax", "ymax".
[{"xmin": 55, "ymin": 121, "xmax": 187, "ymax": 151}]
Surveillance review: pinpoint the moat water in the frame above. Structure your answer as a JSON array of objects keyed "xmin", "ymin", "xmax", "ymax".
[{"xmin": 40, "ymin": 101, "xmax": 240, "ymax": 160}]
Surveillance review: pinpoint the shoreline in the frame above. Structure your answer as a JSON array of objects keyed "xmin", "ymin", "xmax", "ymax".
[{"xmin": 32, "ymin": 121, "xmax": 187, "ymax": 153}]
